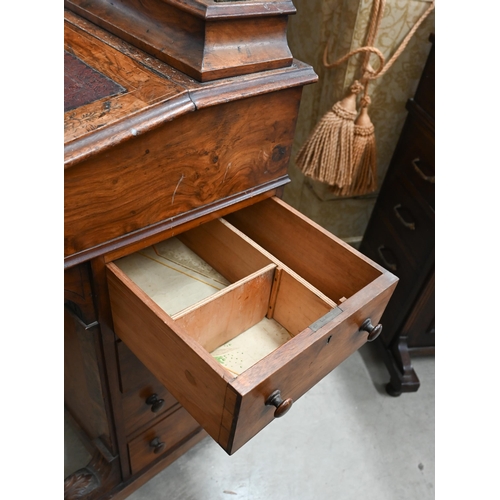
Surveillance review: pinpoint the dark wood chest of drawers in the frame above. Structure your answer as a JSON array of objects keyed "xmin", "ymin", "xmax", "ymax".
[{"xmin": 360, "ymin": 35, "xmax": 435, "ymax": 396}]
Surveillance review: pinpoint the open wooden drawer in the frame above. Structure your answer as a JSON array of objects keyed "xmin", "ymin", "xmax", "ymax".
[{"xmin": 107, "ymin": 197, "xmax": 398, "ymax": 454}]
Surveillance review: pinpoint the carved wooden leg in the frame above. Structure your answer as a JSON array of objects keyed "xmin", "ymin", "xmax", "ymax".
[
  {"xmin": 373, "ymin": 336, "xmax": 420, "ymax": 397},
  {"xmin": 64, "ymin": 449, "xmax": 120, "ymax": 500}
]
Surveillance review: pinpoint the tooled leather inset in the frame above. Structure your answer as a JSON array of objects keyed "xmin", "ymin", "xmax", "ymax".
[{"xmin": 64, "ymin": 51, "xmax": 126, "ymax": 112}]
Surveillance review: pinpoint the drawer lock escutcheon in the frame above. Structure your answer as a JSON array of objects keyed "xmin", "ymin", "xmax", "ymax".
[
  {"xmin": 309, "ymin": 307, "xmax": 343, "ymax": 332},
  {"xmin": 360, "ymin": 318, "xmax": 383, "ymax": 342},
  {"xmin": 266, "ymin": 390, "xmax": 293, "ymax": 418}
]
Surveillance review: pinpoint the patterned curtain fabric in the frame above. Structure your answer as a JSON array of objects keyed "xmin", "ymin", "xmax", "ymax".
[{"xmin": 285, "ymin": 0, "xmax": 435, "ymax": 241}]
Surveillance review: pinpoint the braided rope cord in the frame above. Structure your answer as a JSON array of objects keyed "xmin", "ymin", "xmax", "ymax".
[{"xmin": 323, "ymin": 0, "xmax": 436, "ymax": 104}]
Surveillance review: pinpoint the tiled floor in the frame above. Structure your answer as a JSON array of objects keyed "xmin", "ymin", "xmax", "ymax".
[{"xmin": 65, "ymin": 344, "xmax": 435, "ymax": 500}]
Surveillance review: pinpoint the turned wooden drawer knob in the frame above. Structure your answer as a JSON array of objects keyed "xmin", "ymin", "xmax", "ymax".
[
  {"xmin": 360, "ymin": 318, "xmax": 383, "ymax": 342},
  {"xmin": 266, "ymin": 390, "xmax": 293, "ymax": 418},
  {"xmin": 145, "ymin": 394, "xmax": 165, "ymax": 413},
  {"xmin": 150, "ymin": 437, "xmax": 165, "ymax": 454}
]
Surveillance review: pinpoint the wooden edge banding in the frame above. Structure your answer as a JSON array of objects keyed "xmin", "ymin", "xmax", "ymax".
[{"xmin": 218, "ymin": 385, "xmax": 242, "ymax": 454}]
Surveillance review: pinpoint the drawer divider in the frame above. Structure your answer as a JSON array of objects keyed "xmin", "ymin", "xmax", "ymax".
[{"xmin": 266, "ymin": 267, "xmax": 283, "ymax": 320}]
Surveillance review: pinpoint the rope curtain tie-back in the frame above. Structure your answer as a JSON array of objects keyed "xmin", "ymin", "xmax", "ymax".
[{"xmin": 296, "ymin": 0, "xmax": 435, "ymax": 196}]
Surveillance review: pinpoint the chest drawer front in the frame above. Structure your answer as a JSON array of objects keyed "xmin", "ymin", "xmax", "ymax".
[
  {"xmin": 128, "ymin": 406, "xmax": 201, "ymax": 475},
  {"xmin": 391, "ymin": 115, "xmax": 434, "ymax": 209},
  {"xmin": 373, "ymin": 179, "xmax": 434, "ymax": 266},
  {"xmin": 107, "ymin": 197, "xmax": 397, "ymax": 454},
  {"xmin": 359, "ymin": 220, "xmax": 432, "ymax": 345}
]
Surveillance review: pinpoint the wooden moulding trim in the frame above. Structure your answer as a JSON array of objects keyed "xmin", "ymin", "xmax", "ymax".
[
  {"xmin": 63, "ymin": 181, "xmax": 286, "ymax": 269},
  {"xmin": 189, "ymin": 61, "xmax": 317, "ymax": 109},
  {"xmin": 230, "ymin": 272, "xmax": 399, "ymax": 395},
  {"xmin": 64, "ymin": 95, "xmax": 194, "ymax": 168},
  {"xmin": 64, "ymin": 10, "xmax": 317, "ymax": 163},
  {"xmin": 161, "ymin": 0, "xmax": 297, "ymax": 19},
  {"xmin": 63, "ymin": 62, "xmax": 317, "ymax": 168},
  {"xmin": 65, "ymin": 2, "xmax": 305, "ymax": 82}
]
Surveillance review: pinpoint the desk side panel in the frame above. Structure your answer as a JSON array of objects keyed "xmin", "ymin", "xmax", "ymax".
[{"xmin": 65, "ymin": 87, "xmax": 302, "ymax": 257}]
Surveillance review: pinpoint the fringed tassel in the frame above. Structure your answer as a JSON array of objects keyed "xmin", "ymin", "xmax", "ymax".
[
  {"xmin": 295, "ymin": 81, "xmax": 363, "ymax": 187},
  {"xmin": 350, "ymin": 97, "xmax": 377, "ymax": 196}
]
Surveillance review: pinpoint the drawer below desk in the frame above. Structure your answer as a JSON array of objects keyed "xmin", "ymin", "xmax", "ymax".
[
  {"xmin": 128, "ymin": 406, "xmax": 201, "ymax": 475},
  {"xmin": 107, "ymin": 197, "xmax": 398, "ymax": 454}
]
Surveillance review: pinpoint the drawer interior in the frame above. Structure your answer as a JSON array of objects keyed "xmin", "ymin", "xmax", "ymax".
[
  {"xmin": 114, "ymin": 217, "xmax": 337, "ymax": 377},
  {"xmin": 107, "ymin": 197, "xmax": 397, "ymax": 454}
]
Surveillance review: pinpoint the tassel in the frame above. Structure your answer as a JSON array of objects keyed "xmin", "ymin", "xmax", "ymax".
[
  {"xmin": 295, "ymin": 81, "xmax": 364, "ymax": 187},
  {"xmin": 349, "ymin": 96, "xmax": 377, "ymax": 196}
]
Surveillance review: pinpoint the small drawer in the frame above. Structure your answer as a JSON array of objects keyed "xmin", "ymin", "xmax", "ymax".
[
  {"xmin": 117, "ymin": 340, "xmax": 165, "ymax": 394},
  {"xmin": 122, "ymin": 382, "xmax": 178, "ymax": 437},
  {"xmin": 117, "ymin": 316, "xmax": 194, "ymax": 435},
  {"xmin": 107, "ymin": 197, "xmax": 397, "ymax": 454},
  {"xmin": 128, "ymin": 406, "xmax": 201, "ymax": 475}
]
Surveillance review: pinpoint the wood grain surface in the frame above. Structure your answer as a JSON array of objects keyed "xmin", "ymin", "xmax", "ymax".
[{"xmin": 65, "ymin": 88, "xmax": 302, "ymax": 257}]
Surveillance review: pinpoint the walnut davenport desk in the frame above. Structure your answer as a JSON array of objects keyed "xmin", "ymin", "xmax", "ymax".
[{"xmin": 64, "ymin": 2, "xmax": 398, "ymax": 498}]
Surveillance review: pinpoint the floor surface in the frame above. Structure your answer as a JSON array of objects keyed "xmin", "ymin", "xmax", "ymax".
[{"xmin": 65, "ymin": 343, "xmax": 434, "ymax": 500}]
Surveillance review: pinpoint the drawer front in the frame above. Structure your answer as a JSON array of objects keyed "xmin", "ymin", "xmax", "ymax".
[
  {"xmin": 122, "ymin": 383, "xmax": 178, "ymax": 437},
  {"xmin": 413, "ymin": 41, "xmax": 434, "ymax": 119},
  {"xmin": 128, "ymin": 406, "xmax": 201, "ymax": 475},
  {"xmin": 118, "ymin": 340, "xmax": 179, "ymax": 435},
  {"xmin": 373, "ymin": 177, "xmax": 434, "ymax": 266},
  {"xmin": 108, "ymin": 197, "xmax": 398, "ymax": 454},
  {"xmin": 359, "ymin": 219, "xmax": 432, "ymax": 345},
  {"xmin": 404, "ymin": 271, "xmax": 435, "ymax": 349},
  {"xmin": 391, "ymin": 115, "xmax": 434, "ymax": 209}
]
